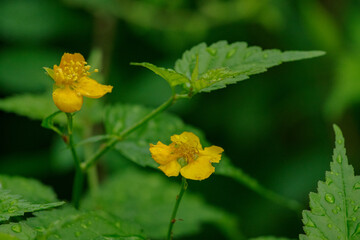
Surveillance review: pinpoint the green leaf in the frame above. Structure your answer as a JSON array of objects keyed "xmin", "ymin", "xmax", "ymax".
[
  {"xmin": 131, "ymin": 62, "xmax": 189, "ymax": 88},
  {"xmin": 300, "ymin": 125, "xmax": 360, "ymax": 239},
  {"xmin": 174, "ymin": 41, "xmax": 325, "ymax": 93},
  {"xmin": 0, "ymin": 175, "xmax": 59, "ymax": 203},
  {"xmin": 0, "ymin": 222, "xmax": 36, "ymax": 240},
  {"xmin": 43, "ymin": 67, "xmax": 54, "ymax": 80},
  {"xmin": 105, "ymin": 103, "xmax": 300, "ymax": 211},
  {"xmin": 41, "ymin": 111, "xmax": 63, "ymax": 136},
  {"xmin": 0, "ymin": 232, "xmax": 20, "ymax": 240},
  {"xmin": 0, "ymin": 206, "xmax": 147, "ymax": 240},
  {"xmin": 82, "ymin": 167, "xmax": 242, "ymax": 239},
  {"xmin": 0, "ymin": 94, "xmax": 59, "ymax": 121},
  {"xmin": 134, "ymin": 41, "xmax": 324, "ymax": 94},
  {"xmin": 0, "ymin": 189, "xmax": 64, "ymax": 222},
  {"xmin": 28, "ymin": 207, "xmax": 146, "ymax": 240}
]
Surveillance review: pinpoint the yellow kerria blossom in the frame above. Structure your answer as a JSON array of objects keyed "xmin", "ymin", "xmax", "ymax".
[
  {"xmin": 149, "ymin": 132, "xmax": 224, "ymax": 180},
  {"xmin": 46, "ymin": 53, "xmax": 113, "ymax": 113}
]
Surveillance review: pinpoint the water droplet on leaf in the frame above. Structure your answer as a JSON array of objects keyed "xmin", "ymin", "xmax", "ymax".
[
  {"xmin": 354, "ymin": 206, "xmax": 359, "ymax": 212},
  {"xmin": 206, "ymin": 48, "xmax": 217, "ymax": 56},
  {"xmin": 328, "ymin": 223, "xmax": 333, "ymax": 228},
  {"xmin": 354, "ymin": 182, "xmax": 360, "ymax": 190},
  {"xmin": 35, "ymin": 227, "xmax": 45, "ymax": 232},
  {"xmin": 11, "ymin": 224, "xmax": 22, "ymax": 233},
  {"xmin": 325, "ymin": 193, "xmax": 335, "ymax": 204},
  {"xmin": 326, "ymin": 178, "xmax": 333, "ymax": 185},
  {"xmin": 8, "ymin": 206, "xmax": 18, "ymax": 213},
  {"xmin": 337, "ymin": 154, "xmax": 342, "ymax": 163},
  {"xmin": 226, "ymin": 48, "xmax": 236, "ymax": 58},
  {"xmin": 305, "ymin": 218, "xmax": 315, "ymax": 227}
]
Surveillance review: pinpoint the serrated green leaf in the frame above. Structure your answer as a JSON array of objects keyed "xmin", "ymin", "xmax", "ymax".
[
  {"xmin": 0, "ymin": 206, "xmax": 147, "ymax": 240},
  {"xmin": 31, "ymin": 207, "xmax": 146, "ymax": 240},
  {"xmin": 0, "ymin": 189, "xmax": 64, "ymax": 222},
  {"xmin": 82, "ymin": 167, "xmax": 242, "ymax": 239},
  {"xmin": 0, "ymin": 175, "xmax": 59, "ymax": 203},
  {"xmin": 300, "ymin": 124, "xmax": 360, "ymax": 239},
  {"xmin": 131, "ymin": 62, "xmax": 189, "ymax": 88},
  {"xmin": 174, "ymin": 41, "xmax": 325, "ymax": 93},
  {"xmin": 0, "ymin": 94, "xmax": 59, "ymax": 121},
  {"xmin": 104, "ymin": 103, "xmax": 300, "ymax": 211}
]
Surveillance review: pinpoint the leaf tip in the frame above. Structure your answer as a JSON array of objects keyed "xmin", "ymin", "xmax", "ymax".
[{"xmin": 333, "ymin": 124, "xmax": 344, "ymax": 144}]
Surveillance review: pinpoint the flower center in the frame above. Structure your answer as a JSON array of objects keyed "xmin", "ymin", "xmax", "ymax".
[
  {"xmin": 175, "ymin": 143, "xmax": 199, "ymax": 164},
  {"xmin": 54, "ymin": 59, "xmax": 96, "ymax": 85}
]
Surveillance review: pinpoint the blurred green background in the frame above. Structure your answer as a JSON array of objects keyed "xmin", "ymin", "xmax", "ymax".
[{"xmin": 1, "ymin": 0, "xmax": 360, "ymax": 239}]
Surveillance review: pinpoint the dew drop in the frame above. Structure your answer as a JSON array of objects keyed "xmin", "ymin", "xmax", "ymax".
[
  {"xmin": 305, "ymin": 218, "xmax": 315, "ymax": 227},
  {"xmin": 338, "ymin": 139, "xmax": 343, "ymax": 144},
  {"xmin": 336, "ymin": 206, "xmax": 341, "ymax": 212},
  {"xmin": 352, "ymin": 217, "xmax": 357, "ymax": 221},
  {"xmin": 35, "ymin": 227, "xmax": 45, "ymax": 232},
  {"xmin": 332, "ymin": 208, "xmax": 338, "ymax": 214},
  {"xmin": 226, "ymin": 49, "xmax": 236, "ymax": 58},
  {"xmin": 337, "ymin": 154, "xmax": 342, "ymax": 163},
  {"xmin": 325, "ymin": 193, "xmax": 335, "ymax": 204},
  {"xmin": 8, "ymin": 206, "xmax": 18, "ymax": 213},
  {"xmin": 326, "ymin": 178, "xmax": 333, "ymax": 185},
  {"xmin": 81, "ymin": 223, "xmax": 88, "ymax": 229},
  {"xmin": 206, "ymin": 48, "xmax": 217, "ymax": 56},
  {"xmin": 11, "ymin": 224, "xmax": 22, "ymax": 233},
  {"xmin": 354, "ymin": 206, "xmax": 359, "ymax": 212},
  {"xmin": 328, "ymin": 223, "xmax": 333, "ymax": 229},
  {"xmin": 354, "ymin": 182, "xmax": 360, "ymax": 190},
  {"xmin": 263, "ymin": 53, "xmax": 268, "ymax": 58}
]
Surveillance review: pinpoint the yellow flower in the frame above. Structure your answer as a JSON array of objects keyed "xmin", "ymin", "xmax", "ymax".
[
  {"xmin": 149, "ymin": 132, "xmax": 224, "ymax": 180},
  {"xmin": 46, "ymin": 53, "xmax": 113, "ymax": 113}
]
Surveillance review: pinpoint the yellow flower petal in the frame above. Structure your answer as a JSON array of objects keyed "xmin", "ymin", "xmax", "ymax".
[
  {"xmin": 180, "ymin": 156, "xmax": 215, "ymax": 180},
  {"xmin": 74, "ymin": 77, "xmax": 113, "ymax": 99},
  {"xmin": 158, "ymin": 160, "xmax": 181, "ymax": 177},
  {"xmin": 200, "ymin": 146, "xmax": 224, "ymax": 163},
  {"xmin": 150, "ymin": 142, "xmax": 179, "ymax": 165},
  {"xmin": 52, "ymin": 87, "xmax": 83, "ymax": 113},
  {"xmin": 171, "ymin": 132, "xmax": 202, "ymax": 150}
]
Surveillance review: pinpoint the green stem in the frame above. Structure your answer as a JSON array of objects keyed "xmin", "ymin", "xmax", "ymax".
[
  {"xmin": 167, "ymin": 177, "xmax": 188, "ymax": 240},
  {"xmin": 81, "ymin": 94, "xmax": 186, "ymax": 171},
  {"xmin": 66, "ymin": 113, "xmax": 84, "ymax": 209}
]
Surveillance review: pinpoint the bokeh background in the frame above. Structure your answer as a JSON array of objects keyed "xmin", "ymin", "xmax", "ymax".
[{"xmin": 0, "ymin": 0, "xmax": 360, "ymax": 239}]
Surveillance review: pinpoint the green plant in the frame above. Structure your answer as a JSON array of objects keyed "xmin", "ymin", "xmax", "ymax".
[{"xmin": 0, "ymin": 40, "xmax": 327, "ymax": 239}]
